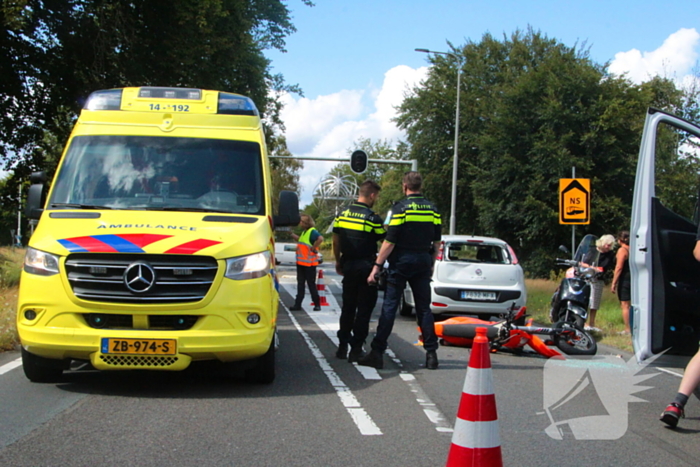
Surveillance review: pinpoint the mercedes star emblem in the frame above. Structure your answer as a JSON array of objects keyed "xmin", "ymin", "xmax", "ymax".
[{"xmin": 124, "ymin": 262, "xmax": 156, "ymax": 293}]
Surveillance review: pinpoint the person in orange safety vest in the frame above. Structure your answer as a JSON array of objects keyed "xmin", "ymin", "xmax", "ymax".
[{"xmin": 290, "ymin": 214, "xmax": 324, "ymax": 311}]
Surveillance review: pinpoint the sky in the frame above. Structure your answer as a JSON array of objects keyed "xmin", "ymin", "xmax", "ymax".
[{"xmin": 264, "ymin": 0, "xmax": 700, "ymax": 207}]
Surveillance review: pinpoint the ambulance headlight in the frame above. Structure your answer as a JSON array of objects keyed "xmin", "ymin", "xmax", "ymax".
[
  {"xmin": 24, "ymin": 247, "xmax": 60, "ymax": 276},
  {"xmin": 225, "ymin": 251, "xmax": 271, "ymax": 280}
]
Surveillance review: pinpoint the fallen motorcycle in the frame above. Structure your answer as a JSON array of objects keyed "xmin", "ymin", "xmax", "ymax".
[{"xmin": 432, "ymin": 306, "xmax": 597, "ymax": 357}]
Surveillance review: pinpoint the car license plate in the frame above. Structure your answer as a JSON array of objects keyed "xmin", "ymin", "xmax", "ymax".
[
  {"xmin": 461, "ymin": 291, "xmax": 497, "ymax": 301},
  {"xmin": 101, "ymin": 338, "xmax": 176, "ymax": 355}
]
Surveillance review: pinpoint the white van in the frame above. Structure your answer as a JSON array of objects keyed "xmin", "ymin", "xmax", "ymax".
[
  {"xmin": 274, "ymin": 242, "xmax": 323, "ymax": 266},
  {"xmin": 275, "ymin": 243, "xmax": 297, "ymax": 265},
  {"xmin": 631, "ymin": 108, "xmax": 700, "ymax": 361}
]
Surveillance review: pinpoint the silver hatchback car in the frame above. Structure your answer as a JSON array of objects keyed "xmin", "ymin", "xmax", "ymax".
[{"xmin": 400, "ymin": 235, "xmax": 527, "ymax": 319}]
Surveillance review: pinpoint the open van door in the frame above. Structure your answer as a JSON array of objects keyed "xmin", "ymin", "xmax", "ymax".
[{"xmin": 631, "ymin": 108, "xmax": 700, "ymax": 361}]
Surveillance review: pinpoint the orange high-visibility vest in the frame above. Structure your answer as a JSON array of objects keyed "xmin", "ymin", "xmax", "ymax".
[{"xmin": 296, "ymin": 228, "xmax": 320, "ymax": 266}]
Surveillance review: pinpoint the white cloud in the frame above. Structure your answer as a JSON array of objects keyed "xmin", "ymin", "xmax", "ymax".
[
  {"xmin": 282, "ymin": 65, "xmax": 428, "ymax": 207},
  {"xmin": 609, "ymin": 28, "xmax": 700, "ymax": 84},
  {"xmin": 280, "ymin": 90, "xmax": 365, "ymax": 154}
]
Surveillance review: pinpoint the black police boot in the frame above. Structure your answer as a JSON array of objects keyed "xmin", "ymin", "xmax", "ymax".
[
  {"xmin": 426, "ymin": 350, "xmax": 439, "ymax": 370},
  {"xmin": 357, "ymin": 349, "xmax": 383, "ymax": 369},
  {"xmin": 336, "ymin": 343, "xmax": 348, "ymax": 359},
  {"xmin": 347, "ymin": 347, "xmax": 365, "ymax": 363},
  {"xmin": 289, "ymin": 303, "xmax": 302, "ymax": 311}
]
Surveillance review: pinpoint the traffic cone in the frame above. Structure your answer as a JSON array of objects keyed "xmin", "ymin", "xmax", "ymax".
[
  {"xmin": 313, "ymin": 269, "xmax": 329, "ymax": 306},
  {"xmin": 445, "ymin": 326, "xmax": 503, "ymax": 467}
]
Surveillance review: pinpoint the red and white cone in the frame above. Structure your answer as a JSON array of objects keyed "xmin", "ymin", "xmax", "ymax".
[
  {"xmin": 313, "ymin": 269, "xmax": 329, "ymax": 306},
  {"xmin": 446, "ymin": 326, "xmax": 503, "ymax": 467}
]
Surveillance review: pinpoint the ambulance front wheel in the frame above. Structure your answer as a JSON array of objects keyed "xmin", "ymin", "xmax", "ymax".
[
  {"xmin": 21, "ymin": 348, "xmax": 66, "ymax": 383},
  {"xmin": 245, "ymin": 339, "xmax": 276, "ymax": 384}
]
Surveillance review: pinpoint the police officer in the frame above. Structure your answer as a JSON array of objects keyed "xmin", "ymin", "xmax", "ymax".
[
  {"xmin": 290, "ymin": 214, "xmax": 323, "ymax": 311},
  {"xmin": 358, "ymin": 171, "xmax": 442, "ymax": 370},
  {"xmin": 332, "ymin": 180, "xmax": 386, "ymax": 362}
]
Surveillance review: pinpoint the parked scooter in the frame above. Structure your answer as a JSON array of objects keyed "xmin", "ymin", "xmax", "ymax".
[{"xmin": 549, "ymin": 234, "xmax": 600, "ymax": 328}]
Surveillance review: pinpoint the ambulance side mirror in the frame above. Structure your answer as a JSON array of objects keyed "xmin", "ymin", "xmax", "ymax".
[
  {"xmin": 26, "ymin": 171, "xmax": 47, "ymax": 220},
  {"xmin": 274, "ymin": 190, "xmax": 300, "ymax": 228}
]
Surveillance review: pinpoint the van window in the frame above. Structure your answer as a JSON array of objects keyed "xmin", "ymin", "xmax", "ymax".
[
  {"xmin": 48, "ymin": 135, "xmax": 264, "ymax": 215},
  {"xmin": 654, "ymin": 123, "xmax": 699, "ymax": 221}
]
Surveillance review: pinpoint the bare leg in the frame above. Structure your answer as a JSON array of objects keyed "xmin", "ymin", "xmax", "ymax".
[
  {"xmin": 588, "ymin": 309, "xmax": 597, "ymax": 328},
  {"xmin": 679, "ymin": 349, "xmax": 700, "ymax": 396},
  {"xmin": 621, "ymin": 300, "xmax": 631, "ymax": 333}
]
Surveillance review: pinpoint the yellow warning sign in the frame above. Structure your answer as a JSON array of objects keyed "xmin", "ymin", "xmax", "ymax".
[{"xmin": 559, "ymin": 179, "xmax": 590, "ymax": 225}]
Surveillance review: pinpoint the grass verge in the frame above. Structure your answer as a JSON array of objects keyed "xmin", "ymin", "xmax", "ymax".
[
  {"xmin": 0, "ymin": 247, "xmax": 23, "ymax": 351},
  {"xmin": 525, "ymin": 278, "xmax": 632, "ymax": 353}
]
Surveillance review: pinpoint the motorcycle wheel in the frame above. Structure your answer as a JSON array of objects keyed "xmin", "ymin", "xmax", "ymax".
[
  {"xmin": 555, "ymin": 306, "xmax": 585, "ymax": 329},
  {"xmin": 552, "ymin": 321, "xmax": 597, "ymax": 356}
]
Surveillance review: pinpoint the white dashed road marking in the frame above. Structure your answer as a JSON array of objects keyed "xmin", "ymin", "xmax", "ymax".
[
  {"xmin": 278, "ymin": 270, "xmax": 453, "ymax": 434},
  {"xmin": 282, "ymin": 302, "xmax": 382, "ymax": 435}
]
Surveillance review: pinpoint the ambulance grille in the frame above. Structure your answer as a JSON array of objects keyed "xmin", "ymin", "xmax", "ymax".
[
  {"xmin": 65, "ymin": 253, "xmax": 218, "ymax": 304},
  {"xmin": 99, "ymin": 355, "xmax": 179, "ymax": 367}
]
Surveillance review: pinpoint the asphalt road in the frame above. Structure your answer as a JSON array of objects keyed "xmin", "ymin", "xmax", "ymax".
[{"xmin": 0, "ymin": 263, "xmax": 699, "ymax": 466}]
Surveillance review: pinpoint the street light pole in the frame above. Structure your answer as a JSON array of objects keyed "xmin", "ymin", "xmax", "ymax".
[{"xmin": 415, "ymin": 48, "xmax": 461, "ymax": 235}]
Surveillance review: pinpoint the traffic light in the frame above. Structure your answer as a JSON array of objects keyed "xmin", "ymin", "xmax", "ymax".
[{"xmin": 350, "ymin": 150, "xmax": 368, "ymax": 174}]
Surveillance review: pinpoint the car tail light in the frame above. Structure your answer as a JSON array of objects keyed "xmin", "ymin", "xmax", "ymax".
[
  {"xmin": 432, "ymin": 302, "xmax": 448, "ymax": 307},
  {"xmin": 507, "ymin": 244, "xmax": 519, "ymax": 265},
  {"xmin": 436, "ymin": 241, "xmax": 445, "ymax": 261}
]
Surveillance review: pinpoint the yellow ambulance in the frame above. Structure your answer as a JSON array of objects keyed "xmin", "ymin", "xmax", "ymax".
[{"xmin": 18, "ymin": 87, "xmax": 299, "ymax": 383}]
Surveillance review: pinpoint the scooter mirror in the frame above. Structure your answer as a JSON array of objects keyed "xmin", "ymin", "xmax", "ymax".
[{"xmin": 558, "ymin": 245, "xmax": 570, "ymax": 254}]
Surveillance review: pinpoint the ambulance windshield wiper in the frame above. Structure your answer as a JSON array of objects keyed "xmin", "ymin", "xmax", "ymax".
[
  {"xmin": 144, "ymin": 206, "xmax": 231, "ymax": 213},
  {"xmin": 51, "ymin": 203, "xmax": 114, "ymax": 210}
]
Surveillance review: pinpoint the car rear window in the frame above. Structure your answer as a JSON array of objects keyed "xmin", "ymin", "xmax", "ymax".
[{"xmin": 444, "ymin": 242, "xmax": 509, "ymax": 264}]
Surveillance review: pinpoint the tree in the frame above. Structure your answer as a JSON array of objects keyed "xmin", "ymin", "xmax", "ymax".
[
  {"xmin": 0, "ymin": 0, "xmax": 311, "ymax": 244},
  {"xmin": 268, "ymin": 133, "xmax": 303, "ymax": 221},
  {"xmin": 397, "ymin": 28, "xmax": 684, "ymax": 276}
]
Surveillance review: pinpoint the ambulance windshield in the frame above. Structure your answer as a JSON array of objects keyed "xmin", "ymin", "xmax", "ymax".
[{"xmin": 48, "ymin": 135, "xmax": 265, "ymax": 215}]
